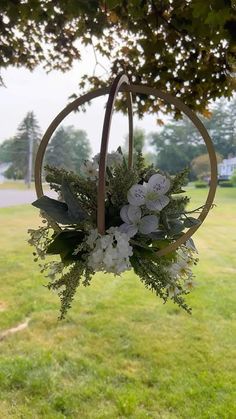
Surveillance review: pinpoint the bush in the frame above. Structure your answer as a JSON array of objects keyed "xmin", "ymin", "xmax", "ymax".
[
  {"xmin": 220, "ymin": 181, "xmax": 234, "ymax": 188},
  {"xmin": 194, "ymin": 181, "xmax": 208, "ymax": 188},
  {"xmin": 231, "ymin": 170, "xmax": 236, "ymax": 187}
]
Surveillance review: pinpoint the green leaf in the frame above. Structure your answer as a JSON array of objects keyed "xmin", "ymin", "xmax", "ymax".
[
  {"xmin": 32, "ymin": 179, "xmax": 88, "ymax": 225},
  {"xmin": 47, "ymin": 230, "xmax": 85, "ymax": 262},
  {"xmin": 148, "ymin": 231, "xmax": 166, "ymax": 240},
  {"xmin": 184, "ymin": 217, "xmax": 201, "ymax": 228},
  {"xmin": 32, "ymin": 196, "xmax": 74, "ymax": 224},
  {"xmin": 61, "ymin": 178, "xmax": 88, "ymax": 221},
  {"xmin": 168, "ymin": 220, "xmax": 185, "ymax": 234}
]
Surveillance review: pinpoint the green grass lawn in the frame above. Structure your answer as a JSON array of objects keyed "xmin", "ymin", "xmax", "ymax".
[
  {"xmin": 0, "ymin": 180, "xmax": 49, "ymax": 190},
  {"xmin": 0, "ymin": 180, "xmax": 33, "ymax": 190},
  {"xmin": 0, "ymin": 188, "xmax": 235, "ymax": 418}
]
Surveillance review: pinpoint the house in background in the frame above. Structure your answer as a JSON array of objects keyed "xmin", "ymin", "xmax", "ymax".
[
  {"xmin": 218, "ymin": 156, "xmax": 236, "ymax": 181},
  {"xmin": 0, "ymin": 162, "xmax": 11, "ymax": 183}
]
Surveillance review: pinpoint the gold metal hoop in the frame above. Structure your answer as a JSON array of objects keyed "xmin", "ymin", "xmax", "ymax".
[{"xmin": 34, "ymin": 82, "xmax": 217, "ymax": 257}]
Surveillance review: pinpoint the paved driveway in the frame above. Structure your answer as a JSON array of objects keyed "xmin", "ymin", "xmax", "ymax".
[{"xmin": 0, "ymin": 189, "xmax": 38, "ymax": 208}]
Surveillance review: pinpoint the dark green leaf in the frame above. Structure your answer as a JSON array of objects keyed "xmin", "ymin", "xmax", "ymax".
[
  {"xmin": 32, "ymin": 196, "xmax": 73, "ymax": 224},
  {"xmin": 47, "ymin": 230, "xmax": 85, "ymax": 262},
  {"xmin": 184, "ymin": 217, "xmax": 201, "ymax": 228},
  {"xmin": 61, "ymin": 178, "xmax": 88, "ymax": 221}
]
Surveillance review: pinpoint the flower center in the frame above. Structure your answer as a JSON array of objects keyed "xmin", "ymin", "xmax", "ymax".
[{"xmin": 146, "ymin": 191, "xmax": 159, "ymax": 201}]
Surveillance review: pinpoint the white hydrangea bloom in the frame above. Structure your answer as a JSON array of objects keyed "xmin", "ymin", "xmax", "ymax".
[
  {"xmin": 87, "ymin": 227, "xmax": 133, "ymax": 275},
  {"xmin": 86, "ymin": 229, "xmax": 99, "ymax": 249},
  {"xmin": 119, "ymin": 204, "xmax": 159, "ymax": 237},
  {"xmin": 127, "ymin": 173, "xmax": 170, "ymax": 211}
]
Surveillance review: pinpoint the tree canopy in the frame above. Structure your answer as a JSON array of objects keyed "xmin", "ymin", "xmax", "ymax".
[
  {"xmin": 3, "ymin": 111, "xmax": 41, "ymax": 180},
  {"xmin": 45, "ymin": 126, "xmax": 91, "ymax": 173},
  {"xmin": 1, "ymin": 1, "xmax": 236, "ymax": 116},
  {"xmin": 0, "ymin": 117, "xmax": 91, "ymax": 180},
  {"xmin": 150, "ymin": 96, "xmax": 236, "ymax": 178}
]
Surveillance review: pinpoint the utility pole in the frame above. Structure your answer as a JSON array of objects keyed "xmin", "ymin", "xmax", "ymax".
[{"xmin": 27, "ymin": 132, "xmax": 33, "ymax": 188}]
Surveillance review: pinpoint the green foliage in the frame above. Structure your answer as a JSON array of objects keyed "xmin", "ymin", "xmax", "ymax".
[
  {"xmin": 1, "ymin": 1, "xmax": 235, "ymax": 115},
  {"xmin": 191, "ymin": 152, "xmax": 222, "ymax": 180},
  {"xmin": 125, "ymin": 127, "xmax": 146, "ymax": 154},
  {"xmin": 47, "ymin": 261, "xmax": 85, "ymax": 320},
  {"xmin": 231, "ymin": 169, "xmax": 236, "ymax": 186},
  {"xmin": 220, "ymin": 181, "xmax": 234, "ymax": 187},
  {"xmin": 150, "ymin": 118, "xmax": 204, "ymax": 178},
  {"xmin": 150, "ymin": 97, "xmax": 236, "ymax": 179},
  {"xmin": 194, "ymin": 180, "xmax": 208, "ymax": 188},
  {"xmin": 45, "ymin": 165, "xmax": 97, "ymax": 217},
  {"xmin": 45, "ymin": 126, "xmax": 91, "ymax": 173},
  {"xmin": 3, "ymin": 112, "xmax": 41, "ymax": 181},
  {"xmin": 203, "ymin": 97, "xmax": 236, "ymax": 158},
  {"xmin": 0, "ymin": 138, "xmax": 15, "ymax": 163}
]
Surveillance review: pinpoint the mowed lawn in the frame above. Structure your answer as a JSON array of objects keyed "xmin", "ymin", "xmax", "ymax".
[{"xmin": 0, "ymin": 188, "xmax": 235, "ymax": 418}]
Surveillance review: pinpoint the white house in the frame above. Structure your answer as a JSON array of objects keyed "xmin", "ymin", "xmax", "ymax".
[
  {"xmin": 0, "ymin": 163, "xmax": 11, "ymax": 183},
  {"xmin": 218, "ymin": 157, "xmax": 236, "ymax": 179}
]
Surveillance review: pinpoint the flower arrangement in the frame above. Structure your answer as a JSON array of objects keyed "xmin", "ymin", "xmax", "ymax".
[{"xmin": 28, "ymin": 149, "xmax": 201, "ymax": 319}]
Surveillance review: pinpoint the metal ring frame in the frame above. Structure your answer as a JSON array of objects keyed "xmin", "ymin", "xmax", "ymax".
[{"xmin": 34, "ymin": 75, "xmax": 217, "ymax": 257}]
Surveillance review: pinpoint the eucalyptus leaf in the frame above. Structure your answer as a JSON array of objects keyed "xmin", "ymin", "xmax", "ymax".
[
  {"xmin": 32, "ymin": 196, "xmax": 74, "ymax": 224},
  {"xmin": 184, "ymin": 217, "xmax": 201, "ymax": 228},
  {"xmin": 61, "ymin": 178, "xmax": 88, "ymax": 222},
  {"xmin": 32, "ymin": 179, "xmax": 88, "ymax": 225},
  {"xmin": 148, "ymin": 231, "xmax": 166, "ymax": 240},
  {"xmin": 168, "ymin": 219, "xmax": 185, "ymax": 234}
]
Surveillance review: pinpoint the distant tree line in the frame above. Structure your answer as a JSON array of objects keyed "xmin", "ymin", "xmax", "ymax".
[
  {"xmin": 130, "ymin": 97, "xmax": 236, "ymax": 180},
  {"xmin": 0, "ymin": 112, "xmax": 91, "ymax": 184},
  {"xmin": 1, "ymin": 97, "xmax": 236, "ymax": 183}
]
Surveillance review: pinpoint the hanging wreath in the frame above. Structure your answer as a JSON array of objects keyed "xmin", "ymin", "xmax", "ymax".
[{"xmin": 28, "ymin": 74, "xmax": 217, "ymax": 319}]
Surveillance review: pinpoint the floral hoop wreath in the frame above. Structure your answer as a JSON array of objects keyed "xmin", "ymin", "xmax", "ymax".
[{"xmin": 34, "ymin": 74, "xmax": 218, "ymax": 257}]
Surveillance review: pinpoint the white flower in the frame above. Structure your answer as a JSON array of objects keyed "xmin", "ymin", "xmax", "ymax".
[
  {"xmin": 127, "ymin": 173, "xmax": 170, "ymax": 211},
  {"xmin": 166, "ymin": 246, "xmax": 194, "ymax": 280},
  {"xmin": 185, "ymin": 238, "xmax": 198, "ymax": 253},
  {"xmin": 184, "ymin": 276, "xmax": 196, "ymax": 290},
  {"xmin": 80, "ymin": 160, "xmax": 98, "ymax": 180},
  {"xmin": 167, "ymin": 284, "xmax": 181, "ymax": 298},
  {"xmin": 87, "ymin": 227, "xmax": 133, "ymax": 275},
  {"xmin": 86, "ymin": 229, "xmax": 99, "ymax": 248},
  {"xmin": 119, "ymin": 204, "xmax": 159, "ymax": 237},
  {"xmin": 46, "ymin": 262, "xmax": 64, "ymax": 280}
]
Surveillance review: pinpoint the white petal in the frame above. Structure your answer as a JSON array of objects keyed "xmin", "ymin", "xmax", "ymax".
[
  {"xmin": 148, "ymin": 174, "xmax": 170, "ymax": 195},
  {"xmin": 127, "ymin": 184, "xmax": 146, "ymax": 206},
  {"xmin": 120, "ymin": 205, "xmax": 131, "ymax": 224},
  {"xmin": 139, "ymin": 215, "xmax": 159, "ymax": 234},
  {"xmin": 127, "ymin": 205, "xmax": 141, "ymax": 223},
  {"xmin": 119, "ymin": 223, "xmax": 138, "ymax": 238},
  {"xmin": 146, "ymin": 195, "xmax": 170, "ymax": 211}
]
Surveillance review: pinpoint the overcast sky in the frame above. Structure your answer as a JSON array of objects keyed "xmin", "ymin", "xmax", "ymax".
[{"xmin": 0, "ymin": 46, "xmax": 160, "ymax": 155}]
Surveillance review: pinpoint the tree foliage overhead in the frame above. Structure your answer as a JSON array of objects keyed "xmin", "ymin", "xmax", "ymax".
[{"xmin": 1, "ymin": 1, "xmax": 236, "ymax": 116}]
